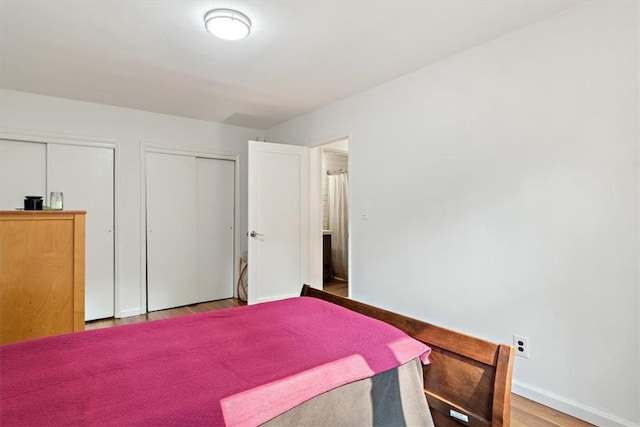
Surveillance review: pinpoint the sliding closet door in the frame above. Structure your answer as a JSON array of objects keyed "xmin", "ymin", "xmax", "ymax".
[
  {"xmin": 47, "ymin": 144, "xmax": 115, "ymax": 320},
  {"xmin": 1, "ymin": 139, "xmax": 115, "ymax": 320},
  {"xmin": 0, "ymin": 140, "xmax": 47, "ymax": 210},
  {"xmin": 147, "ymin": 152, "xmax": 236, "ymax": 311},
  {"xmin": 196, "ymin": 158, "xmax": 235, "ymax": 301},
  {"xmin": 146, "ymin": 152, "xmax": 198, "ymax": 311}
]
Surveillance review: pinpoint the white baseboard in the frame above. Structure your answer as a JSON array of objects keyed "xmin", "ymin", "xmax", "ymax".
[{"xmin": 512, "ymin": 381, "xmax": 639, "ymax": 427}]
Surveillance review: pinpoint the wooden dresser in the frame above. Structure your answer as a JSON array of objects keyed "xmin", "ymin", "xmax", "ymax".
[{"xmin": 0, "ymin": 210, "xmax": 86, "ymax": 345}]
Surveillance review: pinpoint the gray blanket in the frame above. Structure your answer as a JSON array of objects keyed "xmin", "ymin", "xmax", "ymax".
[{"xmin": 263, "ymin": 358, "xmax": 434, "ymax": 426}]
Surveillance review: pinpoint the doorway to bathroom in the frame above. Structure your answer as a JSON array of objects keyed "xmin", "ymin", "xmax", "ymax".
[{"xmin": 319, "ymin": 138, "xmax": 349, "ymax": 298}]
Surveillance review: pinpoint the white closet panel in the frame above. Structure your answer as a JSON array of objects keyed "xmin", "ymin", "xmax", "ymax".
[
  {"xmin": 146, "ymin": 152, "xmax": 198, "ymax": 311},
  {"xmin": 196, "ymin": 158, "xmax": 235, "ymax": 301},
  {"xmin": 0, "ymin": 140, "xmax": 47, "ymax": 210},
  {"xmin": 47, "ymin": 144, "xmax": 115, "ymax": 320}
]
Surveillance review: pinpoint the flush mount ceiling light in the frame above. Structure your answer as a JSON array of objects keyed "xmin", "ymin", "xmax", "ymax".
[{"xmin": 204, "ymin": 9, "xmax": 251, "ymax": 41}]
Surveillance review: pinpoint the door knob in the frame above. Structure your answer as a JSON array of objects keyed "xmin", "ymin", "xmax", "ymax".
[{"xmin": 250, "ymin": 231, "xmax": 263, "ymax": 238}]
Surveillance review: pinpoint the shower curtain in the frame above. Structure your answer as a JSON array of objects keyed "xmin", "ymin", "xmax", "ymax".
[{"xmin": 328, "ymin": 172, "xmax": 348, "ymax": 280}]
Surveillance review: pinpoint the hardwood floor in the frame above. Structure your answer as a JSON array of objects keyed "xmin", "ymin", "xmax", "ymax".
[
  {"xmin": 511, "ymin": 394, "xmax": 594, "ymax": 427},
  {"xmin": 85, "ymin": 298, "xmax": 246, "ymax": 330},
  {"xmin": 86, "ymin": 294, "xmax": 593, "ymax": 426},
  {"xmin": 324, "ymin": 278, "xmax": 348, "ymax": 297}
]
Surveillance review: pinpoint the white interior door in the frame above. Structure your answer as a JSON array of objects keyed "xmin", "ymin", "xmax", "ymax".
[
  {"xmin": 146, "ymin": 152, "xmax": 198, "ymax": 311},
  {"xmin": 0, "ymin": 140, "xmax": 47, "ymax": 210},
  {"xmin": 248, "ymin": 141, "xmax": 309, "ymax": 304},
  {"xmin": 196, "ymin": 157, "xmax": 235, "ymax": 301},
  {"xmin": 47, "ymin": 144, "xmax": 115, "ymax": 320}
]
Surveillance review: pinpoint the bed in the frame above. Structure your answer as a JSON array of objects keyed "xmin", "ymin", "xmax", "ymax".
[
  {"xmin": 301, "ymin": 286, "xmax": 515, "ymax": 427},
  {"xmin": 0, "ymin": 286, "xmax": 514, "ymax": 426}
]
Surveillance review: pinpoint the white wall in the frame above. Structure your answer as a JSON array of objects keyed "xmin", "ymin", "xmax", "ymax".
[
  {"xmin": 268, "ymin": 2, "xmax": 639, "ymax": 426},
  {"xmin": 0, "ymin": 89, "xmax": 264, "ymax": 317}
]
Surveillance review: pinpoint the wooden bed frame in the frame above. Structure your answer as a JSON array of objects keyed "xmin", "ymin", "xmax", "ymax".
[{"xmin": 301, "ymin": 285, "xmax": 515, "ymax": 427}]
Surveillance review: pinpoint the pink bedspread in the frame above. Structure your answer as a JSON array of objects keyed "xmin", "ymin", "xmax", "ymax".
[{"xmin": 1, "ymin": 296, "xmax": 430, "ymax": 426}]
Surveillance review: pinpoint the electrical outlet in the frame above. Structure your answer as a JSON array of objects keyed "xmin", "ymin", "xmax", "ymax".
[{"xmin": 513, "ymin": 334, "xmax": 529, "ymax": 358}]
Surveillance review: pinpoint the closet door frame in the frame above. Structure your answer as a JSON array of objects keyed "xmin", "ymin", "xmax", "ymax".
[
  {"xmin": 140, "ymin": 144, "xmax": 240, "ymax": 314},
  {"xmin": 0, "ymin": 128, "xmax": 120, "ymax": 315}
]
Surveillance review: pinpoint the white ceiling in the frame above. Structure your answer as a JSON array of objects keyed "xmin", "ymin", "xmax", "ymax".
[{"xmin": 0, "ymin": 0, "xmax": 582, "ymax": 130}]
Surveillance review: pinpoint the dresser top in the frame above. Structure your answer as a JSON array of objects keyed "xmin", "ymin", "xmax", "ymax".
[{"xmin": 0, "ymin": 210, "xmax": 87, "ymax": 215}]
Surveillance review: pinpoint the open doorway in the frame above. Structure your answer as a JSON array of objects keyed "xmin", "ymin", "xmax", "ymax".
[{"xmin": 319, "ymin": 138, "xmax": 349, "ymax": 298}]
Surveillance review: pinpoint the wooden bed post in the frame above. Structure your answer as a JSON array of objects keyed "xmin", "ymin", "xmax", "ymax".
[
  {"xmin": 301, "ymin": 285, "xmax": 515, "ymax": 427},
  {"xmin": 491, "ymin": 344, "xmax": 515, "ymax": 426}
]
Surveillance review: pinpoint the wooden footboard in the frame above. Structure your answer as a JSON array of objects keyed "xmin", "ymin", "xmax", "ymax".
[{"xmin": 301, "ymin": 285, "xmax": 515, "ymax": 427}]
